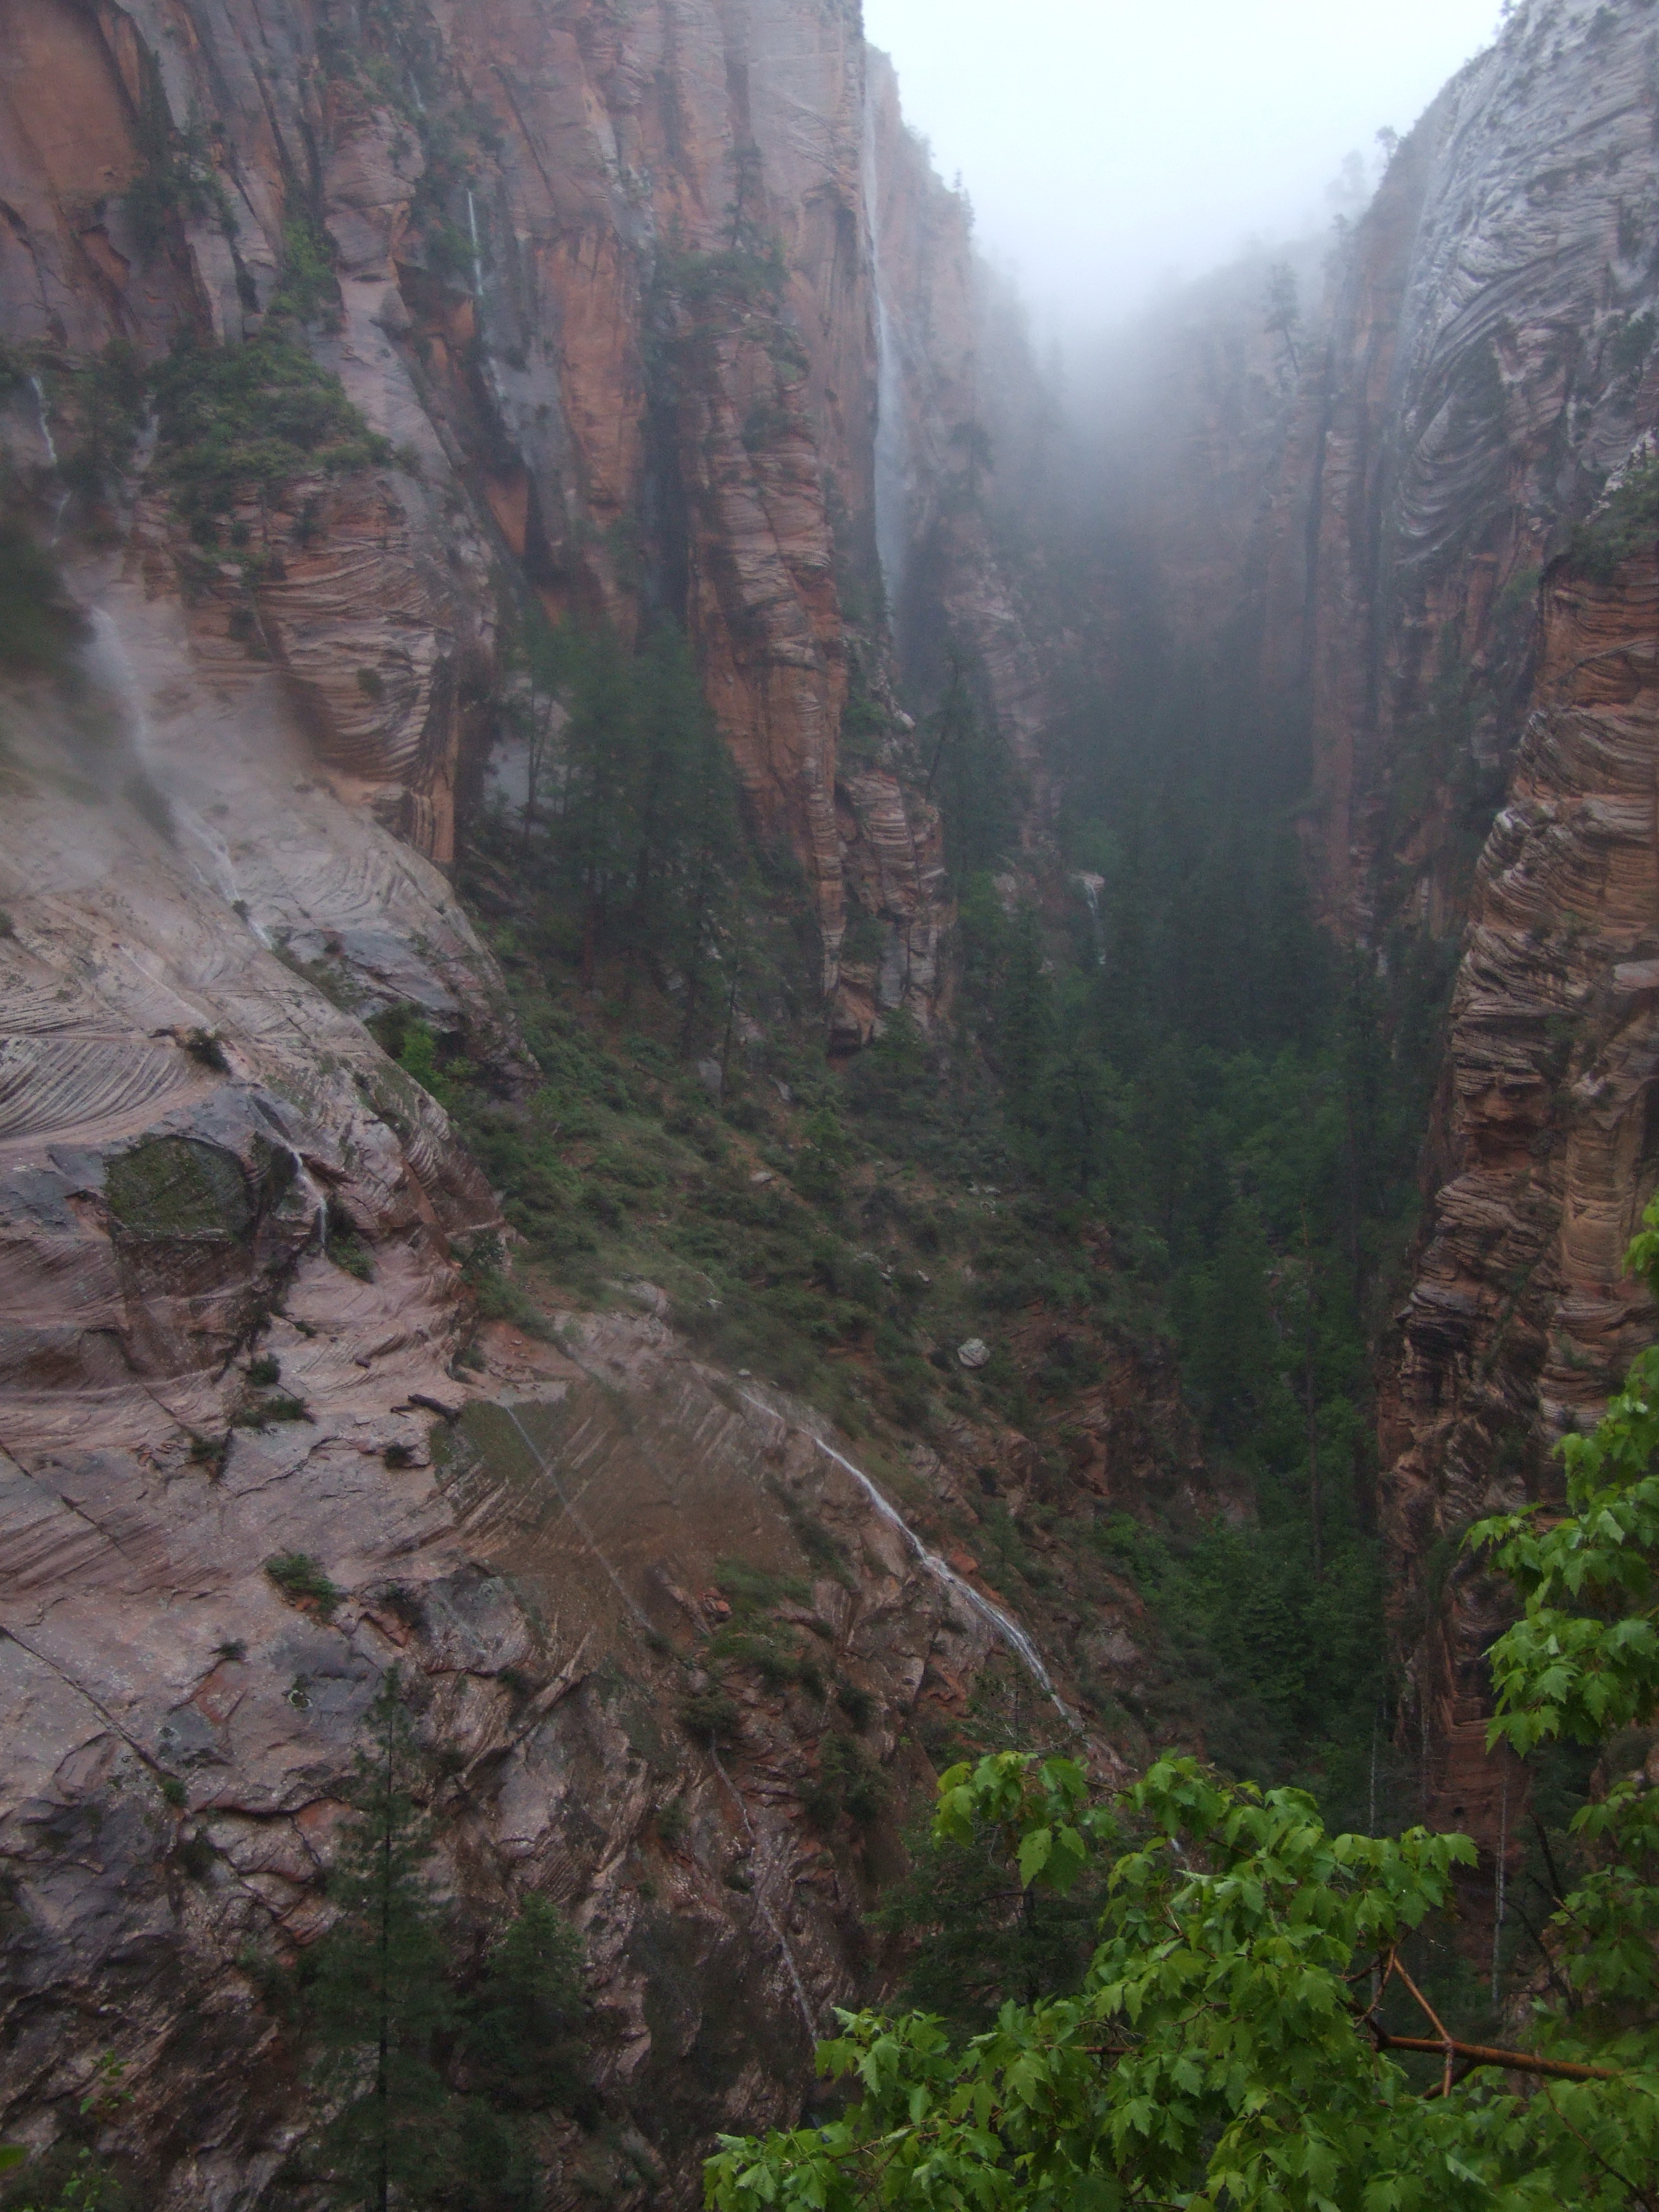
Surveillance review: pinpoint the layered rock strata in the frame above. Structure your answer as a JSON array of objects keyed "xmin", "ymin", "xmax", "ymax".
[
  {"xmin": 1276, "ymin": 0, "xmax": 1659, "ymax": 1854},
  {"xmin": 1, "ymin": 0, "xmax": 1034, "ymax": 1004},
  {"xmin": 1380, "ymin": 547, "xmax": 1659, "ymax": 1844},
  {"xmin": 1062, "ymin": 0, "xmax": 1659, "ymax": 1866}
]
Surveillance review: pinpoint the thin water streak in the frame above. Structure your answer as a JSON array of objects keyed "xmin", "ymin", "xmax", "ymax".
[
  {"xmin": 740, "ymin": 1389, "xmax": 1078, "ymax": 1731},
  {"xmin": 465, "ymin": 189, "xmax": 485, "ymax": 297},
  {"xmin": 1074, "ymin": 872, "xmax": 1105, "ymax": 966},
  {"xmin": 29, "ymin": 376, "xmax": 70, "ymax": 542},
  {"xmin": 709, "ymin": 1748, "xmax": 822, "ymax": 2040},
  {"xmin": 861, "ymin": 81, "xmax": 909, "ymax": 609}
]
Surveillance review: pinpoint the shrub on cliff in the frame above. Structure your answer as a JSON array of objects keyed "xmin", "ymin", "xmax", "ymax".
[
  {"xmin": 1566, "ymin": 454, "xmax": 1659, "ymax": 583},
  {"xmin": 296, "ymin": 1671, "xmax": 594, "ymax": 2208},
  {"xmin": 152, "ymin": 331, "xmax": 392, "ymax": 530}
]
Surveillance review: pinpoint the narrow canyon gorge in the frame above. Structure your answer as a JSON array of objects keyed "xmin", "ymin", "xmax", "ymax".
[{"xmin": 2, "ymin": 0, "xmax": 1658, "ymax": 2202}]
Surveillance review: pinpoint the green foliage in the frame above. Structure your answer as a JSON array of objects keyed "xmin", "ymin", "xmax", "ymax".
[
  {"xmin": 122, "ymin": 53, "xmax": 233, "ymax": 254},
  {"xmin": 321, "ymin": 1192, "xmax": 379, "ymax": 1282},
  {"xmin": 292, "ymin": 1675, "xmax": 593, "ymax": 2207},
  {"xmin": 305, "ymin": 1672, "xmax": 457, "ymax": 2208},
  {"xmin": 270, "ymin": 214, "xmax": 340, "ymax": 324},
  {"xmin": 678, "ymin": 1683, "xmax": 743, "ymax": 1748},
  {"xmin": 483, "ymin": 617, "xmax": 745, "ymax": 1021},
  {"xmin": 926, "ymin": 654, "xmax": 1012, "ymax": 884},
  {"xmin": 1180, "ymin": 1199, "xmax": 1279, "ymax": 1445},
  {"xmin": 460, "ymin": 1895, "xmax": 589, "ymax": 2116},
  {"xmin": 1, "ymin": 2059, "xmax": 129, "ymax": 2211},
  {"xmin": 1473, "ymin": 1199, "xmax": 1659, "ymax": 2066},
  {"xmin": 803, "ymin": 1733, "xmax": 888, "ymax": 1831},
  {"xmin": 711, "ymin": 1215, "xmax": 1659, "ymax": 2212},
  {"xmin": 708, "ymin": 1753, "xmax": 1489, "ymax": 2212},
  {"xmin": 875, "ymin": 1759, "xmax": 1110, "ymax": 2030},
  {"xmin": 1086, "ymin": 1512, "xmax": 1386, "ymax": 1800},
  {"xmin": 1477, "ymin": 1244, "xmax": 1659, "ymax": 1756},
  {"xmin": 661, "ymin": 236, "xmax": 788, "ymax": 316},
  {"xmin": 104, "ymin": 1136, "xmax": 250, "ymax": 1239},
  {"xmin": 235, "ymin": 1391, "xmax": 309, "ymax": 1428},
  {"xmin": 264, "ymin": 1551, "xmax": 342, "ymax": 1617},
  {"xmin": 2, "ymin": 2149, "xmax": 120, "ymax": 2212},
  {"xmin": 55, "ymin": 343, "xmax": 148, "ymax": 498},
  {"xmin": 152, "ymin": 331, "xmax": 392, "ymax": 526},
  {"xmin": 1567, "ymin": 457, "xmax": 1659, "ymax": 583}
]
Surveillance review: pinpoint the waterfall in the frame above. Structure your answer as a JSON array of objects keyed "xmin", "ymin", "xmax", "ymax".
[
  {"xmin": 741, "ymin": 1391, "xmax": 1078, "ymax": 1731},
  {"xmin": 465, "ymin": 189, "xmax": 484, "ymax": 297},
  {"xmin": 861, "ymin": 82, "xmax": 910, "ymax": 611},
  {"xmin": 28, "ymin": 377, "xmax": 58, "ymax": 471},
  {"xmin": 171, "ymin": 802, "xmax": 271, "ymax": 944},
  {"xmin": 85, "ymin": 608, "xmax": 155, "ymax": 760},
  {"xmin": 84, "ymin": 610, "xmax": 270, "ymax": 940},
  {"xmin": 1074, "ymin": 872, "xmax": 1105, "ymax": 966},
  {"xmin": 29, "ymin": 375, "xmax": 70, "ymax": 542}
]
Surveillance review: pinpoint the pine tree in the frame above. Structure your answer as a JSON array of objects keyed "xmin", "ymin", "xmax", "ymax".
[
  {"xmin": 1183, "ymin": 1200, "xmax": 1280, "ymax": 1447},
  {"xmin": 872, "ymin": 1814, "xmax": 1107, "ymax": 2032},
  {"xmin": 461, "ymin": 1895, "xmax": 587, "ymax": 2114},
  {"xmin": 306, "ymin": 1670, "xmax": 456, "ymax": 2212}
]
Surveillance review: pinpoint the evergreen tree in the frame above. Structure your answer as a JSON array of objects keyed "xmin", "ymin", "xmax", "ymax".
[
  {"xmin": 460, "ymin": 1896, "xmax": 587, "ymax": 2116},
  {"xmin": 1034, "ymin": 1048, "xmax": 1114, "ymax": 1199},
  {"xmin": 306, "ymin": 1671, "xmax": 456, "ymax": 2212},
  {"xmin": 1181, "ymin": 1200, "xmax": 1280, "ymax": 1447},
  {"xmin": 872, "ymin": 1813, "xmax": 1109, "ymax": 2033}
]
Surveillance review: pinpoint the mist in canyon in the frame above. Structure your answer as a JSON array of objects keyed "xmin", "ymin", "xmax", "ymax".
[
  {"xmin": 864, "ymin": 0, "xmax": 1500, "ymax": 320},
  {"xmin": 3, "ymin": 0, "xmax": 1659, "ymax": 2204}
]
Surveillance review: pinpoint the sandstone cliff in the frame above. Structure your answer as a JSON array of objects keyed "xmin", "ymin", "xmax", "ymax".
[
  {"xmin": 0, "ymin": 0, "xmax": 1067, "ymax": 2197},
  {"xmin": 1050, "ymin": 0, "xmax": 1659, "ymax": 1876},
  {"xmin": 1264, "ymin": 0, "xmax": 1659, "ymax": 1858}
]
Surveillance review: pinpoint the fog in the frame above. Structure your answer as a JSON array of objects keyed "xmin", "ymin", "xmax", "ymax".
[{"xmin": 863, "ymin": 0, "xmax": 1500, "ymax": 325}]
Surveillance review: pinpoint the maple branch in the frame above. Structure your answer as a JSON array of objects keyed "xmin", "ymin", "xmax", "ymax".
[
  {"xmin": 1384, "ymin": 1947, "xmax": 1458, "ymax": 2092},
  {"xmin": 1374, "ymin": 2031, "xmax": 1617, "ymax": 2085}
]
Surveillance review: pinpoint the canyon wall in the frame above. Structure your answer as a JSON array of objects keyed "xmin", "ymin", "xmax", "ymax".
[
  {"xmin": 0, "ymin": 0, "xmax": 1036, "ymax": 1024},
  {"xmin": 1060, "ymin": 0, "xmax": 1659, "ymax": 1864},
  {"xmin": 0, "ymin": 1, "xmax": 1067, "ymax": 2198},
  {"xmin": 1237, "ymin": 0, "xmax": 1659, "ymax": 1852}
]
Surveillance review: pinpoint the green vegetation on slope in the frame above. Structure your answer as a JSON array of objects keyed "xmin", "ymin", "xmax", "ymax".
[
  {"xmin": 414, "ymin": 601, "xmax": 1449, "ymax": 1842},
  {"xmin": 710, "ymin": 1221, "xmax": 1659, "ymax": 2206}
]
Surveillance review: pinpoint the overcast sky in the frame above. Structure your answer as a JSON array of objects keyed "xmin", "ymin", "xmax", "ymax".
[{"xmin": 862, "ymin": 0, "xmax": 1502, "ymax": 325}]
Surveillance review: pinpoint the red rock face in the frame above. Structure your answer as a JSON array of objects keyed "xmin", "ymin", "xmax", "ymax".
[
  {"xmin": 1256, "ymin": 0, "xmax": 1659, "ymax": 1866},
  {"xmin": 1, "ymin": 0, "xmax": 1012, "ymax": 983},
  {"xmin": 1379, "ymin": 552, "xmax": 1659, "ymax": 1856},
  {"xmin": 0, "ymin": 8, "xmax": 1052, "ymax": 2194},
  {"xmin": 1056, "ymin": 0, "xmax": 1659, "ymax": 1878},
  {"xmin": 864, "ymin": 47, "xmax": 1048, "ymax": 784}
]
